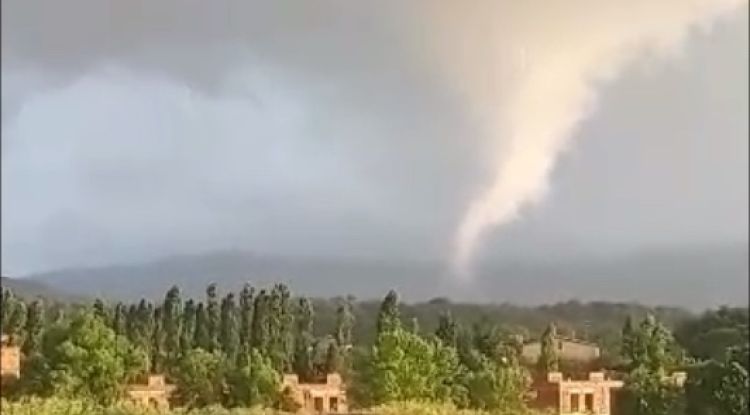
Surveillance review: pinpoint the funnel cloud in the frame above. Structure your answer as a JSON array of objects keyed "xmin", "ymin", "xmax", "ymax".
[{"xmin": 435, "ymin": 0, "xmax": 749, "ymax": 278}]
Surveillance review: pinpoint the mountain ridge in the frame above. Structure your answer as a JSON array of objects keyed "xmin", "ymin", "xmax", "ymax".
[{"xmin": 21, "ymin": 243, "xmax": 748, "ymax": 311}]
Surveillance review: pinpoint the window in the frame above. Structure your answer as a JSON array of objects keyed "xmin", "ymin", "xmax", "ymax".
[
  {"xmin": 585, "ymin": 393, "xmax": 594, "ymax": 412},
  {"xmin": 570, "ymin": 393, "xmax": 580, "ymax": 412},
  {"xmin": 314, "ymin": 397, "xmax": 324, "ymax": 412},
  {"xmin": 149, "ymin": 397, "xmax": 160, "ymax": 408},
  {"xmin": 329, "ymin": 397, "xmax": 339, "ymax": 412}
]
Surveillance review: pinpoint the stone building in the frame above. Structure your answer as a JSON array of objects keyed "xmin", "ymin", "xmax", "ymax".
[
  {"xmin": 522, "ymin": 337, "xmax": 601, "ymax": 364},
  {"xmin": 281, "ymin": 373, "xmax": 348, "ymax": 414},
  {"xmin": 0, "ymin": 334, "xmax": 21, "ymax": 392},
  {"xmin": 125, "ymin": 375, "xmax": 176, "ymax": 409},
  {"xmin": 531, "ymin": 371, "xmax": 624, "ymax": 415}
]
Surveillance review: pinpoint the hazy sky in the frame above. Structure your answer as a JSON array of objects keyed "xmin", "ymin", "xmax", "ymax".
[{"xmin": 2, "ymin": 1, "xmax": 747, "ymax": 276}]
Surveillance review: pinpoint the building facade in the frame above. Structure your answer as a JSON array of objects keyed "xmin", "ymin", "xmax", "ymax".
[
  {"xmin": 0, "ymin": 335, "xmax": 21, "ymax": 392},
  {"xmin": 531, "ymin": 371, "xmax": 624, "ymax": 415},
  {"xmin": 281, "ymin": 373, "xmax": 348, "ymax": 414},
  {"xmin": 125, "ymin": 375, "xmax": 176, "ymax": 409}
]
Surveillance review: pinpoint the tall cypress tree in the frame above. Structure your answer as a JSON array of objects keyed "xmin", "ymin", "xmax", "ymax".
[
  {"xmin": 151, "ymin": 305, "xmax": 166, "ymax": 373},
  {"xmin": 4, "ymin": 293, "xmax": 27, "ymax": 346},
  {"xmin": 22, "ymin": 299, "xmax": 44, "ymax": 356},
  {"xmin": 181, "ymin": 299, "xmax": 197, "ymax": 355},
  {"xmin": 334, "ymin": 297, "xmax": 354, "ymax": 348},
  {"xmin": 112, "ymin": 302, "xmax": 127, "ymax": 336},
  {"xmin": 239, "ymin": 283, "xmax": 255, "ymax": 352},
  {"xmin": 206, "ymin": 283, "xmax": 221, "ymax": 352},
  {"xmin": 538, "ymin": 322, "xmax": 559, "ymax": 373},
  {"xmin": 126, "ymin": 303, "xmax": 139, "ymax": 342},
  {"xmin": 220, "ymin": 292, "xmax": 240, "ymax": 362},
  {"xmin": 435, "ymin": 311, "xmax": 458, "ymax": 348},
  {"xmin": 324, "ymin": 341, "xmax": 342, "ymax": 375},
  {"xmin": 251, "ymin": 290, "xmax": 270, "ymax": 352},
  {"xmin": 162, "ymin": 286, "xmax": 183, "ymax": 360},
  {"xmin": 273, "ymin": 284, "xmax": 294, "ymax": 372},
  {"xmin": 93, "ymin": 298, "xmax": 109, "ymax": 323},
  {"xmin": 376, "ymin": 290, "xmax": 400, "ymax": 335},
  {"xmin": 294, "ymin": 297, "xmax": 315, "ymax": 380},
  {"xmin": 134, "ymin": 300, "xmax": 156, "ymax": 369},
  {"xmin": 2, "ymin": 289, "xmax": 27, "ymax": 346},
  {"xmin": 622, "ymin": 315, "xmax": 636, "ymax": 364},
  {"xmin": 194, "ymin": 302, "xmax": 210, "ymax": 350},
  {"xmin": 0, "ymin": 288, "xmax": 10, "ymax": 329}
]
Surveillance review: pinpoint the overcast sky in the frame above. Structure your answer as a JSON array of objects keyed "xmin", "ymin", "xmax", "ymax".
[{"xmin": 2, "ymin": 1, "xmax": 747, "ymax": 276}]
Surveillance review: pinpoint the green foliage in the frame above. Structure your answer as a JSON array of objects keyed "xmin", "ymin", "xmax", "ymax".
[
  {"xmin": 619, "ymin": 366, "xmax": 685, "ymax": 415},
  {"xmin": 20, "ymin": 312, "xmax": 146, "ymax": 404},
  {"xmin": 685, "ymin": 343, "xmax": 749, "ymax": 415},
  {"xmin": 172, "ymin": 348, "xmax": 225, "ymax": 407},
  {"xmin": 460, "ymin": 352, "xmax": 530, "ymax": 411},
  {"xmin": 1, "ymin": 397, "xmax": 284, "ymax": 415},
  {"xmin": 619, "ymin": 314, "xmax": 687, "ymax": 415},
  {"xmin": 366, "ymin": 325, "xmax": 464, "ymax": 404},
  {"xmin": 675, "ymin": 306, "xmax": 748, "ymax": 361},
  {"xmin": 2, "ymin": 285, "xmax": 740, "ymax": 415},
  {"xmin": 368, "ymin": 401, "xmax": 549, "ymax": 415},
  {"xmin": 224, "ymin": 348, "xmax": 279, "ymax": 408},
  {"xmin": 624, "ymin": 314, "xmax": 682, "ymax": 371}
]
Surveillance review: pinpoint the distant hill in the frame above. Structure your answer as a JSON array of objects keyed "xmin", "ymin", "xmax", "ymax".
[
  {"xmin": 1, "ymin": 276, "xmax": 77, "ymax": 301},
  {"xmin": 22, "ymin": 243, "xmax": 748, "ymax": 311}
]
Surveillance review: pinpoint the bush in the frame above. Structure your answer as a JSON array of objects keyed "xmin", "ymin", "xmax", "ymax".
[
  {"xmin": 0, "ymin": 397, "xmax": 284, "ymax": 415},
  {"xmin": 369, "ymin": 400, "xmax": 552, "ymax": 415}
]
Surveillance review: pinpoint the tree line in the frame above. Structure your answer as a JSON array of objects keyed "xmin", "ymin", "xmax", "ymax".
[{"xmin": 1, "ymin": 283, "xmax": 747, "ymax": 414}]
